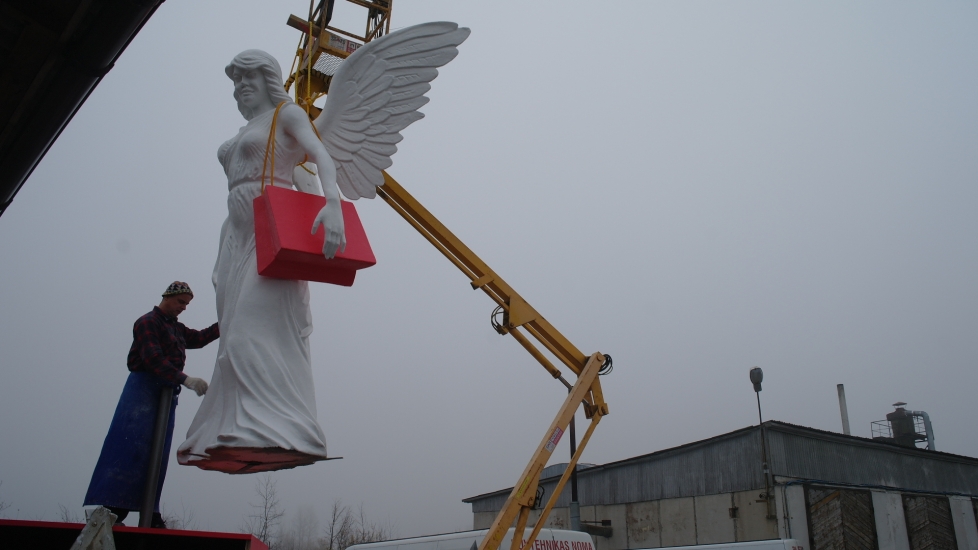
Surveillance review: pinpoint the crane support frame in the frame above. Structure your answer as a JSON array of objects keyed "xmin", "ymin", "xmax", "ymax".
[
  {"xmin": 285, "ymin": 0, "xmax": 392, "ymax": 108},
  {"xmin": 377, "ymin": 172, "xmax": 609, "ymax": 550},
  {"xmin": 284, "ymin": 10, "xmax": 609, "ymax": 550}
]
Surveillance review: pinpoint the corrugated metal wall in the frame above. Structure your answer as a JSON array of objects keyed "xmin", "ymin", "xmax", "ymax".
[
  {"xmin": 768, "ymin": 426, "xmax": 978, "ymax": 495},
  {"xmin": 471, "ymin": 429, "xmax": 766, "ymax": 514},
  {"xmin": 468, "ymin": 423, "xmax": 978, "ymax": 515}
]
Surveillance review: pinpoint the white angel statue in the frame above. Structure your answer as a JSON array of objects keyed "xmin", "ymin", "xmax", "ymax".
[{"xmin": 177, "ymin": 22, "xmax": 470, "ymax": 473}]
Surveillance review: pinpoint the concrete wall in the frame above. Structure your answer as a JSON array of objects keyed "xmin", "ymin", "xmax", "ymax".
[
  {"xmin": 473, "ymin": 490, "xmax": 777, "ymax": 549},
  {"xmin": 659, "ymin": 497, "xmax": 697, "ymax": 547},
  {"xmin": 473, "ymin": 485, "xmax": 976, "ymax": 550},
  {"xmin": 472, "ymin": 508, "xmax": 571, "ymax": 531},
  {"xmin": 871, "ymin": 491, "xmax": 911, "ymax": 550},
  {"xmin": 584, "ymin": 504, "xmax": 628, "ymax": 550},
  {"xmin": 950, "ymin": 497, "xmax": 978, "ymax": 550},
  {"xmin": 694, "ymin": 494, "xmax": 733, "ymax": 544},
  {"xmin": 528, "ymin": 507, "xmax": 570, "ymax": 530},
  {"xmin": 736, "ymin": 489, "xmax": 775, "ymax": 542},
  {"xmin": 624, "ymin": 502, "xmax": 660, "ymax": 548},
  {"xmin": 775, "ymin": 485, "xmax": 809, "ymax": 550}
]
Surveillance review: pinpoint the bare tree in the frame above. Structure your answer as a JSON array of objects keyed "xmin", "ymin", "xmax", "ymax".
[
  {"xmin": 161, "ymin": 502, "xmax": 199, "ymax": 531},
  {"xmin": 244, "ymin": 474, "xmax": 285, "ymax": 548},
  {"xmin": 236, "ymin": 478, "xmax": 391, "ymax": 550},
  {"xmin": 321, "ymin": 500, "xmax": 392, "ymax": 550},
  {"xmin": 58, "ymin": 503, "xmax": 81, "ymax": 523},
  {"xmin": 0, "ymin": 481, "xmax": 10, "ymax": 517},
  {"xmin": 322, "ymin": 500, "xmax": 355, "ymax": 550},
  {"xmin": 277, "ymin": 504, "xmax": 320, "ymax": 550},
  {"xmin": 354, "ymin": 503, "xmax": 392, "ymax": 545}
]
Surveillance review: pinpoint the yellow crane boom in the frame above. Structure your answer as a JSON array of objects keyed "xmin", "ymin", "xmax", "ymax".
[
  {"xmin": 284, "ymin": 5, "xmax": 611, "ymax": 549},
  {"xmin": 379, "ymin": 173, "xmax": 610, "ymax": 550}
]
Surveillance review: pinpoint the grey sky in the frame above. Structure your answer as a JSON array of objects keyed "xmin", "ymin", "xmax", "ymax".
[{"xmin": 1, "ymin": 0, "xmax": 976, "ymax": 539}]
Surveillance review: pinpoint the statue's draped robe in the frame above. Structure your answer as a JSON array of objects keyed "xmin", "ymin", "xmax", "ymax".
[{"xmin": 177, "ymin": 106, "xmax": 329, "ymax": 473}]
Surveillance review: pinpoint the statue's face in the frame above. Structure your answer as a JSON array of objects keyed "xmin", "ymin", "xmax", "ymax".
[{"xmin": 231, "ymin": 67, "xmax": 269, "ymax": 110}]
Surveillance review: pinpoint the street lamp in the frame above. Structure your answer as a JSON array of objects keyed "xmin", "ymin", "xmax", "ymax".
[
  {"xmin": 750, "ymin": 367, "xmax": 764, "ymax": 423},
  {"xmin": 749, "ymin": 367, "xmax": 775, "ymax": 519}
]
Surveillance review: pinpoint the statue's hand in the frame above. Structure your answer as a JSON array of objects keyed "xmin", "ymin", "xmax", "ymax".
[{"xmin": 312, "ymin": 202, "xmax": 347, "ymax": 259}]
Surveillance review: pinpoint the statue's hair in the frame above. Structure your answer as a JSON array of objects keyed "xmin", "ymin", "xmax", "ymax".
[{"xmin": 225, "ymin": 49, "xmax": 294, "ymax": 120}]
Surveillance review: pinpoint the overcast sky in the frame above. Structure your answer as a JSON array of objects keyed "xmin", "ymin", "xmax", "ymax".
[{"xmin": 1, "ymin": 0, "xmax": 976, "ymax": 539}]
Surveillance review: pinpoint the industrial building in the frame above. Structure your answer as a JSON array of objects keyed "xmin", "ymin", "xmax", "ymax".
[{"xmin": 463, "ymin": 419, "xmax": 978, "ymax": 550}]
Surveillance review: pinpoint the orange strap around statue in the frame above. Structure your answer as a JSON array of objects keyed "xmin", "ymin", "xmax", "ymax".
[
  {"xmin": 260, "ymin": 101, "xmax": 324, "ymax": 192},
  {"xmin": 260, "ymin": 101, "xmax": 289, "ymax": 193}
]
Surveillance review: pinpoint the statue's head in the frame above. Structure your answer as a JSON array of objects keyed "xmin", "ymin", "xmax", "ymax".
[{"xmin": 226, "ymin": 50, "xmax": 293, "ymax": 120}]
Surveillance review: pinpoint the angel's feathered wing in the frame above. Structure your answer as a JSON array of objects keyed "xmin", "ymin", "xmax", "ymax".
[{"xmin": 313, "ymin": 22, "xmax": 470, "ymax": 200}]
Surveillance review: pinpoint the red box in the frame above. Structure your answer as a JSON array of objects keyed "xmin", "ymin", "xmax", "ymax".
[{"xmin": 254, "ymin": 186, "xmax": 376, "ymax": 286}]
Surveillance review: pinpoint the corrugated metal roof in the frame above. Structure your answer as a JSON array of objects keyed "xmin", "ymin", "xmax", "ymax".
[
  {"xmin": 464, "ymin": 421, "xmax": 978, "ymax": 513},
  {"xmin": 768, "ymin": 423, "xmax": 978, "ymax": 494}
]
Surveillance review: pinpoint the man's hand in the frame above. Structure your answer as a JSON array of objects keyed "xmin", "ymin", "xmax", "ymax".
[{"xmin": 182, "ymin": 376, "xmax": 208, "ymax": 396}]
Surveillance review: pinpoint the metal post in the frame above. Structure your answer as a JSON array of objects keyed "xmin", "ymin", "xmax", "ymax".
[
  {"xmin": 750, "ymin": 367, "xmax": 775, "ymax": 520},
  {"xmin": 569, "ymin": 411, "xmax": 580, "ymax": 531},
  {"xmin": 756, "ymin": 394, "xmax": 776, "ymax": 519},
  {"xmin": 139, "ymin": 386, "xmax": 173, "ymax": 528},
  {"xmin": 837, "ymin": 384, "xmax": 851, "ymax": 435},
  {"xmin": 755, "ymin": 391, "xmax": 763, "ymax": 426}
]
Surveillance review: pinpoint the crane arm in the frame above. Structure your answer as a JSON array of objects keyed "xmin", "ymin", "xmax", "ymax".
[
  {"xmin": 283, "ymin": 6, "xmax": 610, "ymax": 550},
  {"xmin": 378, "ymin": 174, "xmax": 596, "ymax": 378},
  {"xmin": 377, "ymin": 172, "xmax": 610, "ymax": 550}
]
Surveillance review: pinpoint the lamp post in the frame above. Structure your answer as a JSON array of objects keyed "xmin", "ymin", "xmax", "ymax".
[
  {"xmin": 569, "ymin": 411, "xmax": 580, "ymax": 531},
  {"xmin": 750, "ymin": 367, "xmax": 775, "ymax": 519},
  {"xmin": 749, "ymin": 367, "xmax": 764, "ymax": 423}
]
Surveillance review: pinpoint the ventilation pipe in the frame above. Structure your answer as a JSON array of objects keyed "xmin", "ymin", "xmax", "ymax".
[
  {"xmin": 837, "ymin": 384, "xmax": 851, "ymax": 435},
  {"xmin": 909, "ymin": 410, "xmax": 936, "ymax": 450}
]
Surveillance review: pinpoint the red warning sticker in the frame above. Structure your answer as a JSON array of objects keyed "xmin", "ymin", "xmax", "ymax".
[{"xmin": 544, "ymin": 426, "xmax": 564, "ymax": 453}]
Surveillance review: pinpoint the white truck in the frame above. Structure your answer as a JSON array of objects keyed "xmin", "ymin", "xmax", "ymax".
[
  {"xmin": 350, "ymin": 532, "xmax": 803, "ymax": 550},
  {"xmin": 640, "ymin": 542, "xmax": 804, "ymax": 550},
  {"xmin": 348, "ymin": 528, "xmax": 596, "ymax": 550}
]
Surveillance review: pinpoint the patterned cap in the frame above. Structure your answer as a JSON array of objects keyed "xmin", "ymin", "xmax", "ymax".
[{"xmin": 162, "ymin": 281, "xmax": 193, "ymax": 297}]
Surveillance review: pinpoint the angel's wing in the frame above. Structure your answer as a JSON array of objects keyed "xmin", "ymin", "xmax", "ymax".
[{"xmin": 313, "ymin": 22, "xmax": 470, "ymax": 200}]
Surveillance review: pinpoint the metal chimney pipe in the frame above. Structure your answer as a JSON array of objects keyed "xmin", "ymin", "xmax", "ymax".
[
  {"xmin": 909, "ymin": 410, "xmax": 935, "ymax": 450},
  {"xmin": 837, "ymin": 384, "xmax": 851, "ymax": 435}
]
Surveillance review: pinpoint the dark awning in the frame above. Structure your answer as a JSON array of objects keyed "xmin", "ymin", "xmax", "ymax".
[{"xmin": 0, "ymin": 0, "xmax": 165, "ymax": 217}]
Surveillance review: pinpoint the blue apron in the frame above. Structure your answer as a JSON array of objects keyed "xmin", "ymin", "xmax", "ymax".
[{"xmin": 84, "ymin": 372, "xmax": 178, "ymax": 511}]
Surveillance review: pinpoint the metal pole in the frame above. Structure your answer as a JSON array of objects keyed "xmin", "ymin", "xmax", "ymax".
[
  {"xmin": 139, "ymin": 386, "xmax": 173, "ymax": 528},
  {"xmin": 569, "ymin": 411, "xmax": 580, "ymax": 531},
  {"xmin": 756, "ymin": 392, "xmax": 763, "ymax": 426},
  {"xmin": 755, "ymin": 389, "xmax": 775, "ymax": 519},
  {"xmin": 837, "ymin": 384, "xmax": 851, "ymax": 435}
]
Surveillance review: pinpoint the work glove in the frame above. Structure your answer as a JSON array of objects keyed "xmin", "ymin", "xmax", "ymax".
[{"xmin": 182, "ymin": 376, "xmax": 208, "ymax": 396}]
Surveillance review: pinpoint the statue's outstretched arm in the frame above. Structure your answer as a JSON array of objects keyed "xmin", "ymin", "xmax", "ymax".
[{"xmin": 280, "ymin": 103, "xmax": 347, "ymax": 259}]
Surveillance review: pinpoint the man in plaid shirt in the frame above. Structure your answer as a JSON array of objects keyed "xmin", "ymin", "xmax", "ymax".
[
  {"xmin": 126, "ymin": 284, "xmax": 218, "ymax": 391},
  {"xmin": 84, "ymin": 281, "xmax": 219, "ymax": 528}
]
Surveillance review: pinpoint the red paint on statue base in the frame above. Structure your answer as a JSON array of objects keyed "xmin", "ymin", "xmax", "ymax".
[
  {"xmin": 180, "ymin": 446, "xmax": 341, "ymax": 474},
  {"xmin": 254, "ymin": 186, "xmax": 376, "ymax": 286}
]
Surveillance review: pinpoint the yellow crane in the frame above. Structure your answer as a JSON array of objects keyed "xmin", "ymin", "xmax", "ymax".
[{"xmin": 284, "ymin": 4, "xmax": 612, "ymax": 550}]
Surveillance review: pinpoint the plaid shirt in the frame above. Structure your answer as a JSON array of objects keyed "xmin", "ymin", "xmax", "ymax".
[{"xmin": 126, "ymin": 306, "xmax": 219, "ymax": 386}]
